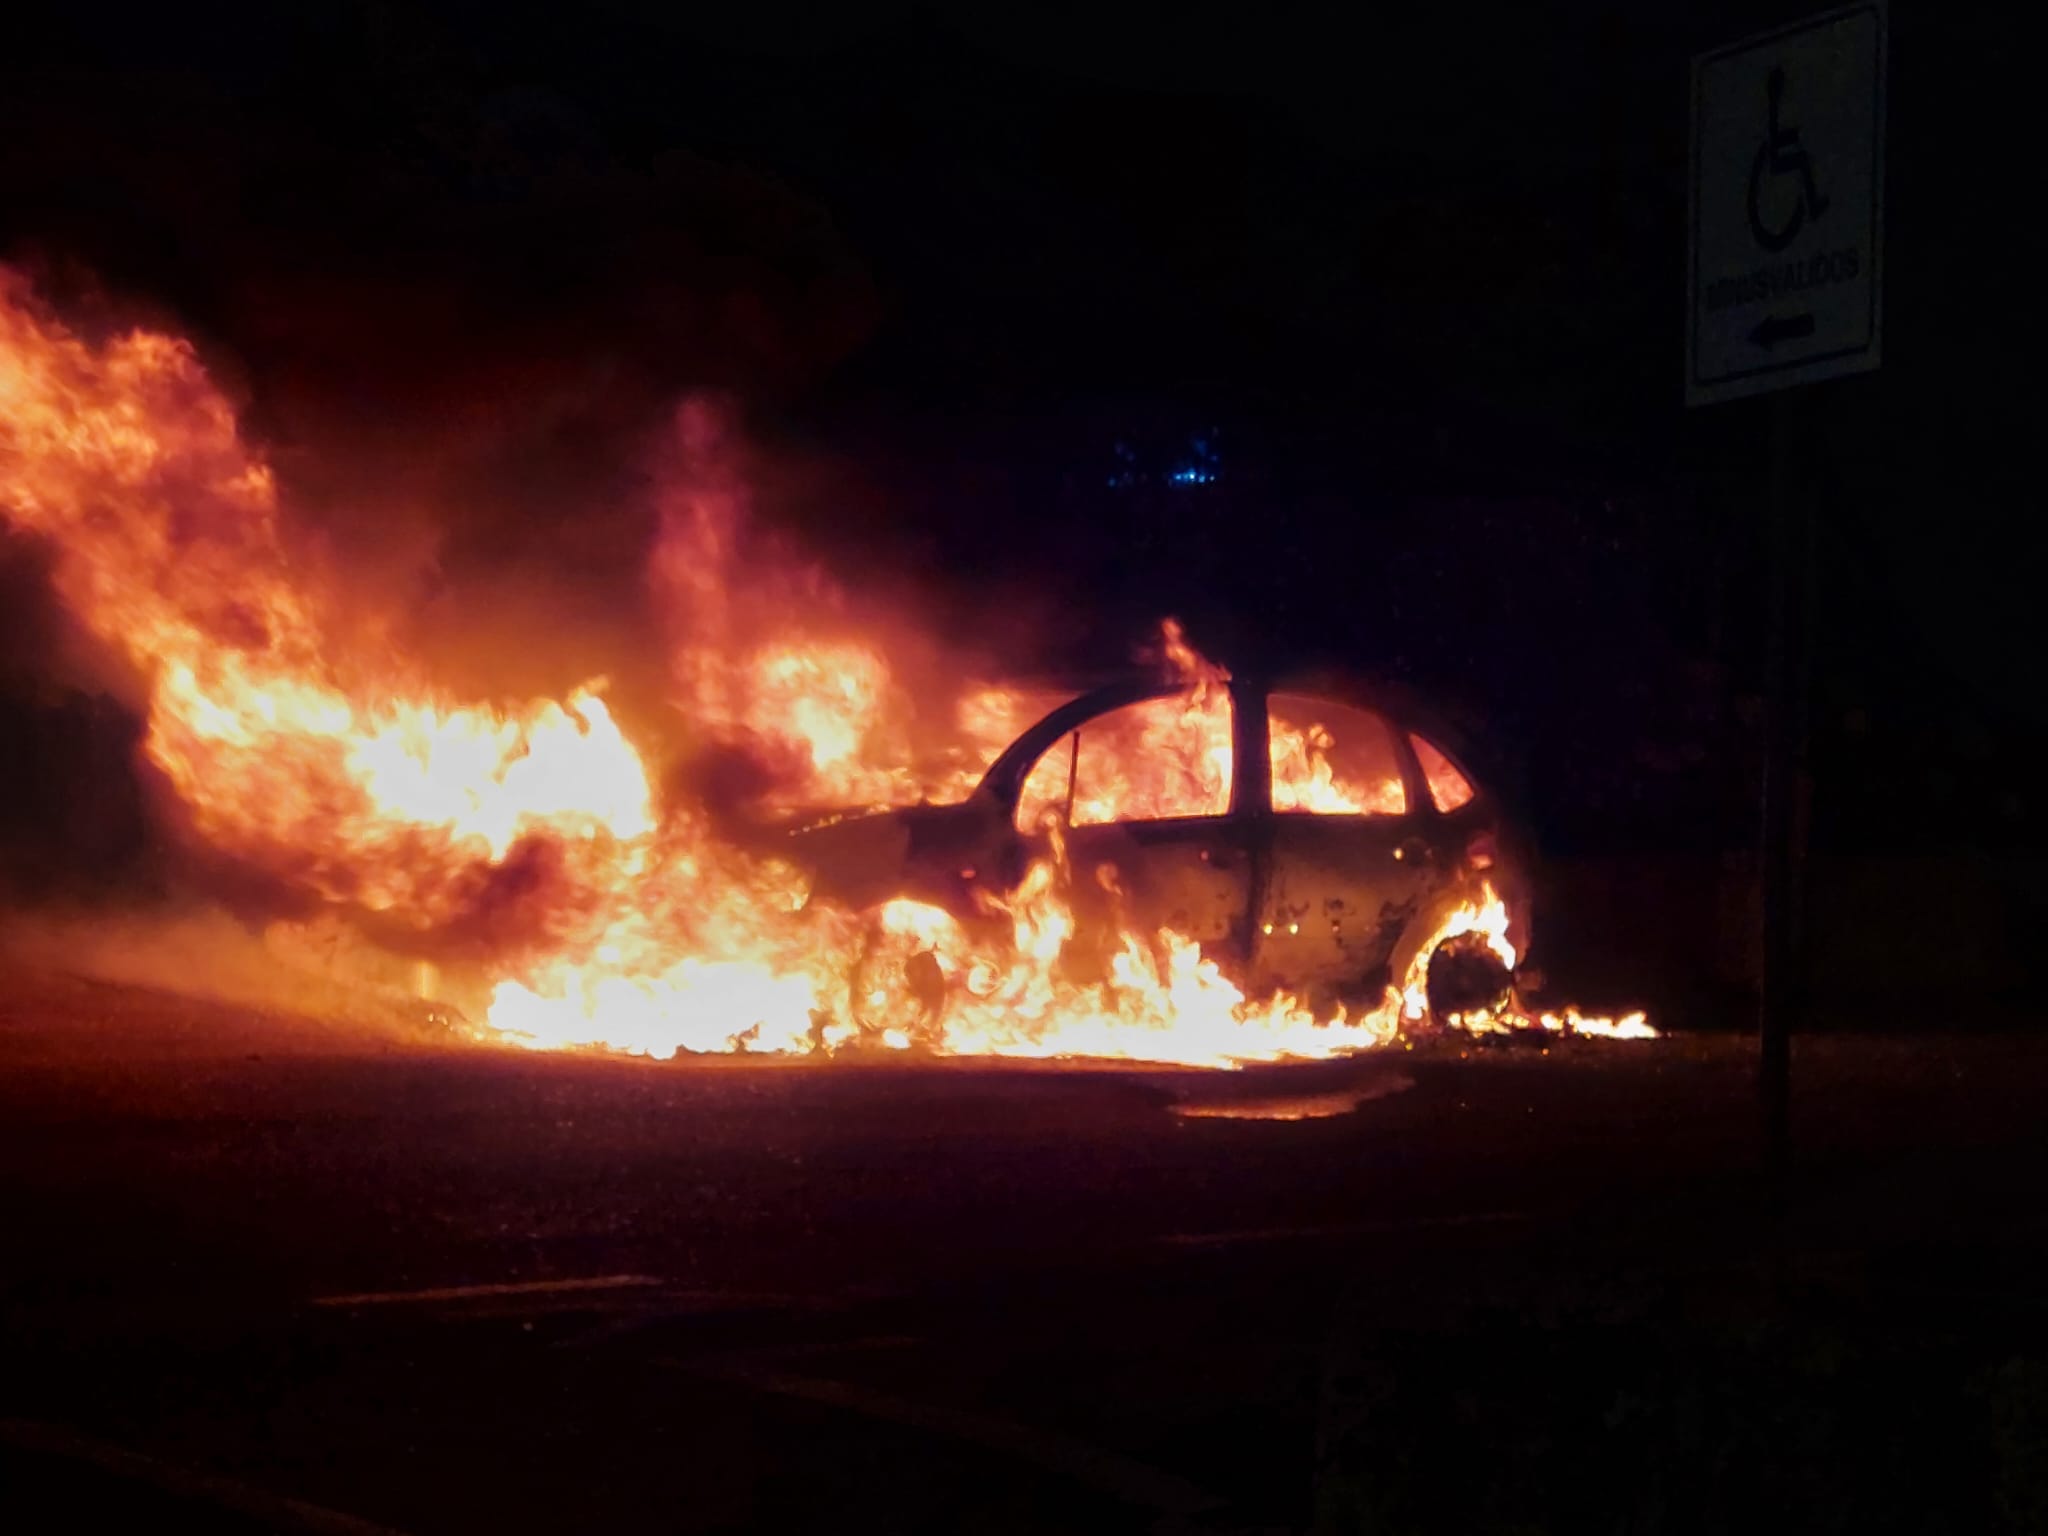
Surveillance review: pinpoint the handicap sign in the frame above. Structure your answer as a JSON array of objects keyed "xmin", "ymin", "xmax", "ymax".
[{"xmin": 1688, "ymin": 5, "xmax": 1885, "ymax": 405}]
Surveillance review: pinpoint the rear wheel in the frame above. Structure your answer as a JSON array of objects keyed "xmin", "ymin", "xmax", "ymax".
[{"xmin": 846, "ymin": 915, "xmax": 950, "ymax": 1048}]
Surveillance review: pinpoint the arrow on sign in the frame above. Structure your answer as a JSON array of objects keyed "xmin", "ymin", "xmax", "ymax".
[{"xmin": 1748, "ymin": 312, "xmax": 1816, "ymax": 349}]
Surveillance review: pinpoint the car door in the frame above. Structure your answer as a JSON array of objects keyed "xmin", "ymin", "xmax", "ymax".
[
  {"xmin": 1253, "ymin": 692, "xmax": 1439, "ymax": 994},
  {"xmin": 1013, "ymin": 688, "xmax": 1254, "ymax": 972}
]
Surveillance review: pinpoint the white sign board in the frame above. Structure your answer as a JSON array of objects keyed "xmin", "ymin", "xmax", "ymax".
[{"xmin": 1688, "ymin": 4, "xmax": 1885, "ymax": 405}]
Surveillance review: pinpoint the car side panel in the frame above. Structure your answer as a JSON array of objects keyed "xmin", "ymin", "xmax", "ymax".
[
  {"xmin": 1062, "ymin": 818, "xmax": 1253, "ymax": 954},
  {"xmin": 789, "ymin": 812, "xmax": 917, "ymax": 911},
  {"xmin": 1252, "ymin": 814, "xmax": 1447, "ymax": 992}
]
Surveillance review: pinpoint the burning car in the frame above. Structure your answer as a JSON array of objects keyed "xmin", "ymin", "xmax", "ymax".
[
  {"xmin": 787, "ymin": 663, "xmax": 1534, "ymax": 1038},
  {"xmin": 6, "ymin": 269, "xmax": 1641, "ymax": 1064}
]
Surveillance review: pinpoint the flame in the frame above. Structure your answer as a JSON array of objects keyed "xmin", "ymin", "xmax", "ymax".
[
  {"xmin": 1397, "ymin": 885, "xmax": 1519, "ymax": 1023},
  {"xmin": 1, "ymin": 270, "xmax": 1652, "ymax": 1067},
  {"xmin": 1011, "ymin": 618, "xmax": 1237, "ymax": 829},
  {"xmin": 1269, "ymin": 718, "xmax": 1406, "ymax": 815},
  {"xmin": 1409, "ymin": 733, "xmax": 1476, "ymax": 813},
  {"xmin": 1018, "ymin": 689, "xmax": 1235, "ymax": 829},
  {"xmin": 0, "ymin": 273, "xmax": 656, "ymax": 926}
]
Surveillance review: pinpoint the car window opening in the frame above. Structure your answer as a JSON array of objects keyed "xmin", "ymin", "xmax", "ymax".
[
  {"xmin": 1268, "ymin": 695, "xmax": 1406, "ymax": 815},
  {"xmin": 1017, "ymin": 693, "xmax": 1233, "ymax": 830},
  {"xmin": 1409, "ymin": 734, "xmax": 1476, "ymax": 813}
]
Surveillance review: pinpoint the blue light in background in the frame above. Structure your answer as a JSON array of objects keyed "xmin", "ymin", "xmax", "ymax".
[{"xmin": 1098, "ymin": 432, "xmax": 1220, "ymax": 491}]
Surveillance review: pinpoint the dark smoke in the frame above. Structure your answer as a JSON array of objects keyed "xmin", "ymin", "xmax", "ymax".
[{"xmin": 0, "ymin": 532, "xmax": 158, "ymax": 903}]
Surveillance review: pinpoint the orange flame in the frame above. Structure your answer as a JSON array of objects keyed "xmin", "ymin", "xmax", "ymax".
[{"xmin": 1, "ymin": 271, "xmax": 1650, "ymax": 1066}]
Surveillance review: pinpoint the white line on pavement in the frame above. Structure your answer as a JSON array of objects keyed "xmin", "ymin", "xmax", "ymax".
[{"xmin": 310, "ymin": 1274, "xmax": 662, "ymax": 1307}]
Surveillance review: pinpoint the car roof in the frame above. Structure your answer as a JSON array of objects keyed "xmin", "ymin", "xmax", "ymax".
[
  {"xmin": 991, "ymin": 667, "xmax": 1449, "ymax": 733},
  {"xmin": 974, "ymin": 666, "xmax": 1503, "ymax": 805}
]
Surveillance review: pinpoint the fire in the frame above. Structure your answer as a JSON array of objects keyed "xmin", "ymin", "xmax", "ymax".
[
  {"xmin": 1409, "ymin": 733, "xmax": 1476, "ymax": 812},
  {"xmin": 1018, "ymin": 687, "xmax": 1235, "ymax": 829},
  {"xmin": 1269, "ymin": 716, "xmax": 1405, "ymax": 815},
  {"xmin": 1, "ymin": 274, "xmax": 662, "ymax": 922},
  {"xmin": 1, "ymin": 270, "xmax": 1651, "ymax": 1066}
]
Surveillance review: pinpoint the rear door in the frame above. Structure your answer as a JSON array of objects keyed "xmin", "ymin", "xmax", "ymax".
[{"xmin": 1253, "ymin": 693, "xmax": 1437, "ymax": 993}]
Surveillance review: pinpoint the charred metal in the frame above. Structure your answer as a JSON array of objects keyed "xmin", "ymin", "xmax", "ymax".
[{"xmin": 788, "ymin": 670, "xmax": 1531, "ymax": 1028}]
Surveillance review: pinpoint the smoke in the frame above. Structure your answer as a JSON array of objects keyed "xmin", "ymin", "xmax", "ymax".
[
  {"xmin": 646, "ymin": 397, "xmax": 1038, "ymax": 823},
  {"xmin": 0, "ymin": 491, "xmax": 157, "ymax": 904},
  {"xmin": 0, "ymin": 902, "xmax": 477, "ymax": 1044}
]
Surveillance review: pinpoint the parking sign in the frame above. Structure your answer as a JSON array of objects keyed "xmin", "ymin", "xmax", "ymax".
[{"xmin": 1688, "ymin": 5, "xmax": 1885, "ymax": 405}]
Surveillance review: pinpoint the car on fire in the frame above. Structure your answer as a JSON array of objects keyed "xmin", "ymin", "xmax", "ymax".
[{"xmin": 786, "ymin": 670, "xmax": 1534, "ymax": 1032}]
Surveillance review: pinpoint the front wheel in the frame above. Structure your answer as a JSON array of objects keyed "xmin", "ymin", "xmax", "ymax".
[{"xmin": 1422, "ymin": 931, "xmax": 1514, "ymax": 1022}]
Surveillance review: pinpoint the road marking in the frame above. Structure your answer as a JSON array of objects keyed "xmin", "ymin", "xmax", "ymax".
[
  {"xmin": 1161, "ymin": 1209, "xmax": 1529, "ymax": 1249},
  {"xmin": 1170, "ymin": 1072, "xmax": 1416, "ymax": 1121},
  {"xmin": 1171, "ymin": 1091, "xmax": 1374, "ymax": 1121},
  {"xmin": 0, "ymin": 1418, "xmax": 412, "ymax": 1536},
  {"xmin": 551, "ymin": 1290, "xmax": 869, "ymax": 1351},
  {"xmin": 672, "ymin": 1361, "xmax": 1222, "ymax": 1517},
  {"xmin": 310, "ymin": 1274, "xmax": 662, "ymax": 1307}
]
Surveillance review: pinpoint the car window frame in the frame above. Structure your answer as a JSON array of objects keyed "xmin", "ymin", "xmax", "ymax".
[
  {"xmin": 1405, "ymin": 730, "xmax": 1480, "ymax": 816},
  {"xmin": 981, "ymin": 678, "xmax": 1258, "ymax": 832},
  {"xmin": 1259, "ymin": 689, "xmax": 1422, "ymax": 821}
]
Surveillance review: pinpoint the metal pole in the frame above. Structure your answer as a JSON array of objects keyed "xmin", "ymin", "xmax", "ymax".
[{"xmin": 1759, "ymin": 388, "xmax": 1811, "ymax": 1257}]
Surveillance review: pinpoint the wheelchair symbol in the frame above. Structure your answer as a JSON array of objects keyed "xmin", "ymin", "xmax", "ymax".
[{"xmin": 1747, "ymin": 66, "xmax": 1829, "ymax": 252}]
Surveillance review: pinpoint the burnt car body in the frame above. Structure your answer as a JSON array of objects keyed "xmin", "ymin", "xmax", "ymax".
[{"xmin": 789, "ymin": 673, "xmax": 1533, "ymax": 1017}]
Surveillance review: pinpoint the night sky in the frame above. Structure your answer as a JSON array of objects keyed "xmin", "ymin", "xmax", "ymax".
[{"xmin": 3, "ymin": 1, "xmax": 2039, "ymax": 892}]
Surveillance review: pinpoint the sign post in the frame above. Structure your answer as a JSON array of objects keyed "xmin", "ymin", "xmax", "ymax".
[{"xmin": 1689, "ymin": 6, "xmax": 1886, "ymax": 1253}]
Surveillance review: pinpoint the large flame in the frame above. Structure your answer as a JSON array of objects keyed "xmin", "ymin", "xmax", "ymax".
[{"xmin": 1, "ymin": 272, "xmax": 1648, "ymax": 1066}]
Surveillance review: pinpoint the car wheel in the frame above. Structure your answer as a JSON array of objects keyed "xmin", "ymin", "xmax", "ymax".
[
  {"xmin": 1423, "ymin": 931, "xmax": 1514, "ymax": 1022},
  {"xmin": 846, "ymin": 914, "xmax": 950, "ymax": 1048}
]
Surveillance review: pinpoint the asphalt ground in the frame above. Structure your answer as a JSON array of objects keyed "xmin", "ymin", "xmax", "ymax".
[{"xmin": 5, "ymin": 971, "xmax": 2046, "ymax": 1532}]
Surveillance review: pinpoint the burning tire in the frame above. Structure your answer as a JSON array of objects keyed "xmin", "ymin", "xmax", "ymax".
[
  {"xmin": 846, "ymin": 917, "xmax": 950, "ymax": 1049},
  {"xmin": 1423, "ymin": 931, "xmax": 1514, "ymax": 1022}
]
